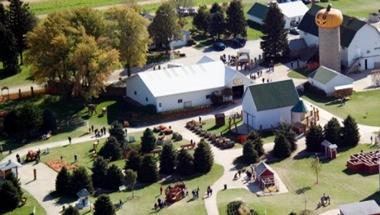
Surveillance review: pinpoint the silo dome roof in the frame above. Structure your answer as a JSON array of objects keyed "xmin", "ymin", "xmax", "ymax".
[
  {"xmin": 291, "ymin": 99, "xmax": 310, "ymax": 113},
  {"xmin": 315, "ymin": 4, "xmax": 343, "ymax": 29}
]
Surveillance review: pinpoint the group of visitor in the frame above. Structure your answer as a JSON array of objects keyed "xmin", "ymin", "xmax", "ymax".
[
  {"xmin": 89, "ymin": 125, "xmax": 107, "ymax": 138},
  {"xmin": 191, "ymin": 187, "xmax": 200, "ymax": 199}
]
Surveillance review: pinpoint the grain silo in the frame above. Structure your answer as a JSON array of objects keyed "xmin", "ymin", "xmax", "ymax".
[{"xmin": 315, "ymin": 4, "xmax": 343, "ymax": 72}]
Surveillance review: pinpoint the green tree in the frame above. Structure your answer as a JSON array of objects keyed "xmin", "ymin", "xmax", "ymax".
[
  {"xmin": 273, "ymin": 134, "xmax": 292, "ymax": 159},
  {"xmin": 141, "ymin": 128, "xmax": 156, "ymax": 153},
  {"xmin": 91, "ymin": 157, "xmax": 108, "ymax": 189},
  {"xmin": 242, "ymin": 141, "xmax": 259, "ymax": 164},
  {"xmin": 63, "ymin": 205, "xmax": 80, "ymax": 215},
  {"xmin": 125, "ymin": 150, "xmax": 141, "ymax": 172},
  {"xmin": 70, "ymin": 166, "xmax": 93, "ymax": 194},
  {"xmin": 108, "ymin": 121, "xmax": 126, "ymax": 147},
  {"xmin": 106, "ymin": 164, "xmax": 124, "ymax": 190},
  {"xmin": 7, "ymin": 0, "xmax": 36, "ymax": 64},
  {"xmin": 305, "ymin": 125, "xmax": 324, "ymax": 152},
  {"xmin": 226, "ymin": 0, "xmax": 246, "ymax": 37},
  {"xmin": 159, "ymin": 143, "xmax": 177, "ymax": 174},
  {"xmin": 5, "ymin": 173, "xmax": 22, "ymax": 195},
  {"xmin": 310, "ymin": 156, "xmax": 322, "ymax": 184},
  {"xmin": 260, "ymin": 2, "xmax": 289, "ymax": 63},
  {"xmin": 106, "ymin": 7, "xmax": 150, "ymax": 76},
  {"xmin": 246, "ymin": 131, "xmax": 264, "ymax": 156},
  {"xmin": 341, "ymin": 115, "xmax": 360, "ymax": 147},
  {"xmin": 94, "ymin": 195, "xmax": 115, "ymax": 215},
  {"xmin": 42, "ymin": 109, "xmax": 57, "ymax": 133},
  {"xmin": 208, "ymin": 11, "xmax": 225, "ymax": 39},
  {"xmin": 210, "ymin": 3, "xmax": 222, "ymax": 14},
  {"xmin": 324, "ymin": 117, "xmax": 342, "ymax": 146},
  {"xmin": 56, "ymin": 167, "xmax": 71, "ymax": 196},
  {"xmin": 176, "ymin": 149, "xmax": 194, "ymax": 176},
  {"xmin": 138, "ymin": 155, "xmax": 159, "ymax": 183},
  {"xmin": 148, "ymin": 3, "xmax": 179, "ymax": 52},
  {"xmin": 124, "ymin": 169, "xmax": 137, "ymax": 198},
  {"xmin": 98, "ymin": 136, "xmax": 122, "ymax": 161},
  {"xmin": 0, "ymin": 181, "xmax": 21, "ymax": 212},
  {"xmin": 276, "ymin": 123, "xmax": 297, "ymax": 151},
  {"xmin": 194, "ymin": 140, "xmax": 214, "ymax": 173},
  {"xmin": 193, "ymin": 5, "xmax": 209, "ymax": 34},
  {"xmin": 0, "ymin": 23, "xmax": 19, "ymax": 74}
]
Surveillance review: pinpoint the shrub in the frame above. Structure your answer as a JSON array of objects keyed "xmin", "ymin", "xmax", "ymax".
[
  {"xmin": 176, "ymin": 149, "xmax": 194, "ymax": 176},
  {"xmin": 106, "ymin": 165, "xmax": 124, "ymax": 190},
  {"xmin": 98, "ymin": 137, "xmax": 122, "ymax": 161},
  {"xmin": 138, "ymin": 155, "xmax": 159, "ymax": 183},
  {"xmin": 94, "ymin": 195, "xmax": 115, "ymax": 215},
  {"xmin": 141, "ymin": 128, "xmax": 156, "ymax": 153},
  {"xmin": 0, "ymin": 181, "xmax": 21, "ymax": 212},
  {"xmin": 125, "ymin": 150, "xmax": 141, "ymax": 172},
  {"xmin": 172, "ymin": 132, "xmax": 183, "ymax": 141},
  {"xmin": 109, "ymin": 121, "xmax": 126, "ymax": 147},
  {"xmin": 159, "ymin": 143, "xmax": 177, "ymax": 174},
  {"xmin": 227, "ymin": 200, "xmax": 256, "ymax": 215},
  {"xmin": 56, "ymin": 167, "xmax": 71, "ymax": 196},
  {"xmin": 70, "ymin": 167, "xmax": 93, "ymax": 194},
  {"xmin": 194, "ymin": 140, "xmax": 214, "ymax": 173},
  {"xmin": 92, "ymin": 157, "xmax": 109, "ymax": 189},
  {"xmin": 63, "ymin": 205, "xmax": 80, "ymax": 215}
]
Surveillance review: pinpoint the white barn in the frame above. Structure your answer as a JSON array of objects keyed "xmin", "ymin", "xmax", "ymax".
[
  {"xmin": 247, "ymin": 1, "xmax": 308, "ymax": 29},
  {"xmin": 126, "ymin": 60, "xmax": 252, "ymax": 112},
  {"xmin": 298, "ymin": 5, "xmax": 380, "ymax": 72},
  {"xmin": 242, "ymin": 80, "xmax": 300, "ymax": 130},
  {"xmin": 308, "ymin": 66, "xmax": 354, "ymax": 96}
]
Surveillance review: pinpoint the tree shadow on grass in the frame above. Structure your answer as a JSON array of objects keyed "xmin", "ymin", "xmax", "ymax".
[
  {"xmin": 43, "ymin": 191, "xmax": 76, "ymax": 205},
  {"xmin": 362, "ymin": 192, "xmax": 380, "ymax": 205},
  {"xmin": 233, "ymin": 156, "xmax": 250, "ymax": 170}
]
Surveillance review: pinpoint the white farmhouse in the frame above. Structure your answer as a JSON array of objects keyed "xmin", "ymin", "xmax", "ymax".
[
  {"xmin": 247, "ymin": 1, "xmax": 308, "ymax": 29},
  {"xmin": 242, "ymin": 80, "xmax": 300, "ymax": 130},
  {"xmin": 298, "ymin": 5, "xmax": 380, "ymax": 72},
  {"xmin": 126, "ymin": 60, "xmax": 252, "ymax": 112},
  {"xmin": 308, "ymin": 66, "xmax": 354, "ymax": 96}
]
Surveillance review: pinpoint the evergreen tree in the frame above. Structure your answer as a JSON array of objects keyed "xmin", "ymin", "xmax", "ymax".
[
  {"xmin": 242, "ymin": 141, "xmax": 259, "ymax": 164},
  {"xmin": 98, "ymin": 136, "xmax": 122, "ymax": 161},
  {"xmin": 194, "ymin": 140, "xmax": 214, "ymax": 173},
  {"xmin": 193, "ymin": 5, "xmax": 209, "ymax": 35},
  {"xmin": 42, "ymin": 109, "xmax": 57, "ymax": 133},
  {"xmin": 341, "ymin": 115, "xmax": 360, "ymax": 147},
  {"xmin": 226, "ymin": 0, "xmax": 246, "ymax": 37},
  {"xmin": 260, "ymin": 2, "xmax": 289, "ymax": 63},
  {"xmin": 91, "ymin": 157, "xmax": 108, "ymax": 189},
  {"xmin": 125, "ymin": 150, "xmax": 141, "ymax": 172},
  {"xmin": 208, "ymin": 11, "xmax": 225, "ymax": 39},
  {"xmin": 124, "ymin": 169, "xmax": 137, "ymax": 198},
  {"xmin": 324, "ymin": 117, "xmax": 342, "ymax": 146},
  {"xmin": 63, "ymin": 205, "xmax": 80, "ymax": 215},
  {"xmin": 7, "ymin": 0, "xmax": 36, "ymax": 64},
  {"xmin": 5, "ymin": 173, "xmax": 22, "ymax": 195},
  {"xmin": 276, "ymin": 123, "xmax": 297, "ymax": 151},
  {"xmin": 159, "ymin": 143, "xmax": 177, "ymax": 174},
  {"xmin": 0, "ymin": 181, "xmax": 21, "ymax": 212},
  {"xmin": 210, "ymin": 3, "xmax": 222, "ymax": 14},
  {"xmin": 56, "ymin": 167, "xmax": 71, "ymax": 196},
  {"xmin": 106, "ymin": 164, "xmax": 124, "ymax": 190},
  {"xmin": 108, "ymin": 121, "xmax": 126, "ymax": 147},
  {"xmin": 140, "ymin": 128, "xmax": 156, "ymax": 153},
  {"xmin": 70, "ymin": 167, "xmax": 93, "ymax": 194},
  {"xmin": 176, "ymin": 149, "xmax": 194, "ymax": 176},
  {"xmin": 0, "ymin": 22, "xmax": 19, "ymax": 74},
  {"xmin": 94, "ymin": 195, "xmax": 115, "ymax": 215},
  {"xmin": 148, "ymin": 3, "xmax": 179, "ymax": 52},
  {"xmin": 305, "ymin": 125, "xmax": 324, "ymax": 152},
  {"xmin": 246, "ymin": 131, "xmax": 264, "ymax": 156},
  {"xmin": 138, "ymin": 155, "xmax": 159, "ymax": 183},
  {"xmin": 273, "ymin": 134, "xmax": 292, "ymax": 159}
]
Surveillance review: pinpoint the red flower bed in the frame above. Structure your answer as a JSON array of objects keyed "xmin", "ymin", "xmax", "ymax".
[{"xmin": 46, "ymin": 160, "xmax": 78, "ymax": 172}]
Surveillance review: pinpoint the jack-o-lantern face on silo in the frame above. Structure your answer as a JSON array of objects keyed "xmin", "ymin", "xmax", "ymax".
[{"xmin": 315, "ymin": 4, "xmax": 343, "ymax": 29}]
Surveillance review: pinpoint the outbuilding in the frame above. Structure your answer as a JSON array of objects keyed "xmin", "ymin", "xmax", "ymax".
[
  {"xmin": 340, "ymin": 200, "xmax": 380, "ymax": 215},
  {"xmin": 0, "ymin": 160, "xmax": 22, "ymax": 179},
  {"xmin": 308, "ymin": 66, "xmax": 354, "ymax": 96},
  {"xmin": 254, "ymin": 162, "xmax": 276, "ymax": 190},
  {"xmin": 126, "ymin": 59, "xmax": 252, "ymax": 112},
  {"xmin": 242, "ymin": 79, "xmax": 300, "ymax": 130},
  {"xmin": 247, "ymin": 1, "xmax": 308, "ymax": 29}
]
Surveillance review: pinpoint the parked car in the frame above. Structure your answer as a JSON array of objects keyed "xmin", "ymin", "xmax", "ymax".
[
  {"xmin": 213, "ymin": 42, "xmax": 226, "ymax": 51},
  {"xmin": 289, "ymin": 28, "xmax": 300, "ymax": 35},
  {"xmin": 230, "ymin": 37, "xmax": 246, "ymax": 48}
]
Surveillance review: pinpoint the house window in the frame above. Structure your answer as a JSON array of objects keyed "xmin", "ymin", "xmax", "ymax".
[
  {"xmin": 134, "ymin": 91, "xmax": 137, "ymax": 95},
  {"xmin": 178, "ymin": 99, "xmax": 183, "ymax": 103},
  {"xmin": 159, "ymin": 103, "xmax": 162, "ymax": 107},
  {"xmin": 145, "ymin": 97, "xmax": 148, "ymax": 102},
  {"xmin": 206, "ymin": 95, "xmax": 211, "ymax": 99}
]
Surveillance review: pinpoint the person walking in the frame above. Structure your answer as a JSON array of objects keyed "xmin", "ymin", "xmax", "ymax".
[
  {"xmin": 33, "ymin": 168, "xmax": 37, "ymax": 180},
  {"xmin": 160, "ymin": 186, "xmax": 163, "ymax": 195},
  {"xmin": 68, "ymin": 136, "xmax": 72, "ymax": 145}
]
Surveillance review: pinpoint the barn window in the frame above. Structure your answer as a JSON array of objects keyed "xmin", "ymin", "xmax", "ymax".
[
  {"xmin": 206, "ymin": 95, "xmax": 210, "ymax": 99},
  {"xmin": 134, "ymin": 91, "xmax": 137, "ymax": 95},
  {"xmin": 178, "ymin": 99, "xmax": 183, "ymax": 103},
  {"xmin": 145, "ymin": 97, "xmax": 148, "ymax": 102},
  {"xmin": 159, "ymin": 103, "xmax": 162, "ymax": 107}
]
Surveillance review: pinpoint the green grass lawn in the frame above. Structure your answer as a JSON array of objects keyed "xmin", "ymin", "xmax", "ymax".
[
  {"xmin": 0, "ymin": 66, "xmax": 33, "ymax": 88},
  {"xmin": 217, "ymin": 144, "xmax": 380, "ymax": 214},
  {"xmin": 85, "ymin": 164, "xmax": 223, "ymax": 215},
  {"xmin": 4, "ymin": 190, "xmax": 46, "ymax": 215},
  {"xmin": 302, "ymin": 89, "xmax": 380, "ymax": 126},
  {"xmin": 287, "ymin": 69, "xmax": 311, "ymax": 80}
]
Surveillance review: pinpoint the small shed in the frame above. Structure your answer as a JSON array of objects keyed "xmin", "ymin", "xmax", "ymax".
[
  {"xmin": 76, "ymin": 189, "xmax": 90, "ymax": 209},
  {"xmin": 214, "ymin": 113, "xmax": 225, "ymax": 126},
  {"xmin": 340, "ymin": 200, "xmax": 380, "ymax": 215},
  {"xmin": 254, "ymin": 162, "xmax": 276, "ymax": 189},
  {"xmin": 0, "ymin": 160, "xmax": 22, "ymax": 179},
  {"xmin": 321, "ymin": 140, "xmax": 338, "ymax": 160}
]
